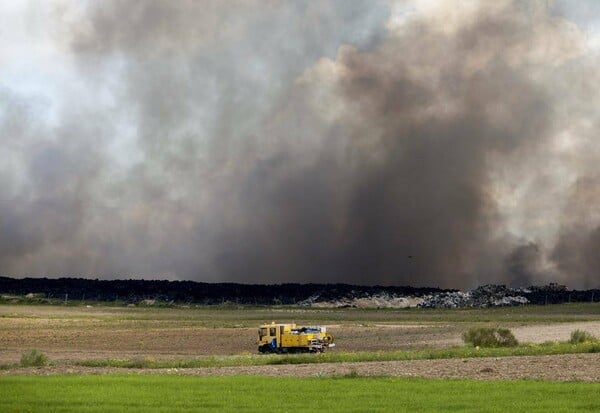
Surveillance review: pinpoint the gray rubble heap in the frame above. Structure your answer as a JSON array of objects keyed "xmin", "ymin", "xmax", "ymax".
[
  {"xmin": 299, "ymin": 284, "xmax": 529, "ymax": 308},
  {"xmin": 418, "ymin": 285, "xmax": 528, "ymax": 308}
]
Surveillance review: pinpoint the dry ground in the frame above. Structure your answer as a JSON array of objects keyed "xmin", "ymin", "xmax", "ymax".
[
  {"xmin": 2, "ymin": 304, "xmax": 600, "ymax": 380},
  {"xmin": 0, "ymin": 305, "xmax": 464, "ymax": 363}
]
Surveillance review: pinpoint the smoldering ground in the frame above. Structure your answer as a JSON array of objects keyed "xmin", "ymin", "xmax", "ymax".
[{"xmin": 0, "ymin": 1, "xmax": 598, "ymax": 288}]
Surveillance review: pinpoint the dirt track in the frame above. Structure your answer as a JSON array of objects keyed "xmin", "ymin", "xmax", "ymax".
[{"xmin": 3, "ymin": 353, "xmax": 599, "ymax": 381}]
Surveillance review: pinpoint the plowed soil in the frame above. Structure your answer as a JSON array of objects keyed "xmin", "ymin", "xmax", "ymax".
[
  {"xmin": 3, "ymin": 353, "xmax": 600, "ymax": 382},
  {"xmin": 2, "ymin": 304, "xmax": 600, "ymax": 380}
]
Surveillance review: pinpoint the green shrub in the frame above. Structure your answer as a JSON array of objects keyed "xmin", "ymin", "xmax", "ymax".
[
  {"xmin": 20, "ymin": 349, "xmax": 48, "ymax": 367},
  {"xmin": 462, "ymin": 327, "xmax": 518, "ymax": 348},
  {"xmin": 569, "ymin": 330, "xmax": 596, "ymax": 344}
]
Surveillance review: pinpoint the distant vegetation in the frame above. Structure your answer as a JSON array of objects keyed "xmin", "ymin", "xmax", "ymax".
[
  {"xmin": 0, "ymin": 276, "xmax": 444, "ymax": 306},
  {"xmin": 1, "ymin": 276, "xmax": 599, "ymax": 306}
]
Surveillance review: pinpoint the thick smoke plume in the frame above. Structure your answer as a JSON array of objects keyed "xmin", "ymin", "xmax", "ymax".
[{"xmin": 0, "ymin": 0, "xmax": 598, "ymax": 288}]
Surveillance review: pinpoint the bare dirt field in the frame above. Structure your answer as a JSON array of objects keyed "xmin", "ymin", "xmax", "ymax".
[
  {"xmin": 0, "ymin": 304, "xmax": 463, "ymax": 363},
  {"xmin": 2, "ymin": 303, "xmax": 600, "ymax": 380},
  {"xmin": 512, "ymin": 322, "xmax": 600, "ymax": 343}
]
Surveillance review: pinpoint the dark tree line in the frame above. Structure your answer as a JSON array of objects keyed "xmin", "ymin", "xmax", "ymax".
[
  {"xmin": 0, "ymin": 276, "xmax": 446, "ymax": 305},
  {"xmin": 0, "ymin": 276, "xmax": 597, "ymax": 305}
]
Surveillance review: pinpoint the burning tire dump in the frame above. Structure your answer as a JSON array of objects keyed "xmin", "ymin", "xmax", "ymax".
[
  {"xmin": 1, "ymin": 0, "xmax": 600, "ymax": 410},
  {"xmin": 2, "ymin": 277, "xmax": 597, "ymax": 309}
]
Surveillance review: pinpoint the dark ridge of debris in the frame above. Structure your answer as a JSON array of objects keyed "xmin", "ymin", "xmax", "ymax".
[
  {"xmin": 418, "ymin": 285, "xmax": 529, "ymax": 308},
  {"xmin": 0, "ymin": 277, "xmax": 597, "ymax": 308},
  {"xmin": 0, "ymin": 276, "xmax": 446, "ymax": 305}
]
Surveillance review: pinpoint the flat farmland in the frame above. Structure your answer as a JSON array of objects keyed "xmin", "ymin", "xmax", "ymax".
[
  {"xmin": 1, "ymin": 303, "xmax": 600, "ymax": 381},
  {"xmin": 0, "ymin": 305, "xmax": 463, "ymax": 363}
]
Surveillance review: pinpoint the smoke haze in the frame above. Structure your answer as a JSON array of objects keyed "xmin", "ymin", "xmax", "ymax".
[{"xmin": 0, "ymin": 0, "xmax": 598, "ymax": 288}]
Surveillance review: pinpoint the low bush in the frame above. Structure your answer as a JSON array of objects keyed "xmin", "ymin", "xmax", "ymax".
[
  {"xmin": 462, "ymin": 327, "xmax": 519, "ymax": 348},
  {"xmin": 20, "ymin": 349, "xmax": 48, "ymax": 367},
  {"xmin": 569, "ymin": 330, "xmax": 596, "ymax": 344}
]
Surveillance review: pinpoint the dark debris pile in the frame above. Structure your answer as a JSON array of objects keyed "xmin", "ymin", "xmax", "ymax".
[
  {"xmin": 0, "ymin": 276, "xmax": 597, "ymax": 308},
  {"xmin": 418, "ymin": 285, "xmax": 529, "ymax": 308}
]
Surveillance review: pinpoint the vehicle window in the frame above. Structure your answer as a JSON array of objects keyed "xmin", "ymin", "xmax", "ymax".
[
  {"xmin": 269, "ymin": 327, "xmax": 276, "ymax": 336},
  {"xmin": 259, "ymin": 328, "xmax": 267, "ymax": 337}
]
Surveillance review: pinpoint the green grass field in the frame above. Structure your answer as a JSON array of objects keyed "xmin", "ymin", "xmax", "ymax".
[{"xmin": 1, "ymin": 375, "xmax": 598, "ymax": 412}]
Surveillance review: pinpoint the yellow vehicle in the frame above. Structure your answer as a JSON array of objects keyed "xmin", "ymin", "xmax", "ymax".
[{"xmin": 257, "ymin": 322, "xmax": 335, "ymax": 353}]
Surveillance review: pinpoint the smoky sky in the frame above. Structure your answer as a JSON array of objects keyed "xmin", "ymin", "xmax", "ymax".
[{"xmin": 0, "ymin": 0, "xmax": 599, "ymax": 288}]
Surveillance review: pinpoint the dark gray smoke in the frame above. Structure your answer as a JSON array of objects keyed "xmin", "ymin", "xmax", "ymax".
[
  {"xmin": 0, "ymin": 1, "xmax": 598, "ymax": 288},
  {"xmin": 551, "ymin": 177, "xmax": 600, "ymax": 288},
  {"xmin": 505, "ymin": 242, "xmax": 548, "ymax": 287}
]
